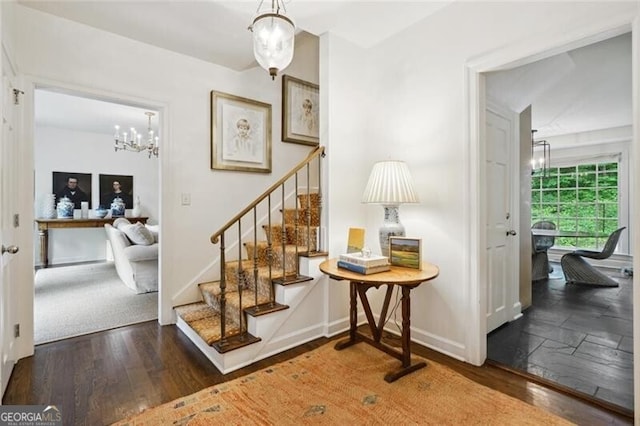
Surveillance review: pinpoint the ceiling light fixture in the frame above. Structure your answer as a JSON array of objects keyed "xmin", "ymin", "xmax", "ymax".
[
  {"xmin": 113, "ymin": 112, "xmax": 159, "ymax": 158},
  {"xmin": 248, "ymin": 0, "xmax": 295, "ymax": 80},
  {"xmin": 531, "ymin": 129, "xmax": 550, "ymax": 177}
]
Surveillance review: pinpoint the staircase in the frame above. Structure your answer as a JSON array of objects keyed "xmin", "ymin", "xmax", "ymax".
[{"xmin": 174, "ymin": 146, "xmax": 327, "ymax": 373}]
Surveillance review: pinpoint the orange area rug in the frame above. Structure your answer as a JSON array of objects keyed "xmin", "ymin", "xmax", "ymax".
[{"xmin": 114, "ymin": 342, "xmax": 573, "ymax": 425}]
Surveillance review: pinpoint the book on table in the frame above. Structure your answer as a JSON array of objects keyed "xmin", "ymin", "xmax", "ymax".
[
  {"xmin": 337, "ymin": 260, "xmax": 391, "ymax": 275},
  {"xmin": 338, "ymin": 252, "xmax": 389, "ymax": 268}
]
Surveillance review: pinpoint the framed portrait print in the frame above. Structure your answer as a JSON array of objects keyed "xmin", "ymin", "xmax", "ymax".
[
  {"xmin": 52, "ymin": 171, "xmax": 92, "ymax": 209},
  {"xmin": 282, "ymin": 75, "xmax": 319, "ymax": 146},
  {"xmin": 99, "ymin": 174, "xmax": 134, "ymax": 209},
  {"xmin": 389, "ymin": 237, "xmax": 422, "ymax": 270},
  {"xmin": 211, "ymin": 90, "xmax": 272, "ymax": 173}
]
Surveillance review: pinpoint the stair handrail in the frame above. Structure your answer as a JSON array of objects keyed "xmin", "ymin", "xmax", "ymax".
[{"xmin": 210, "ymin": 145, "xmax": 325, "ymax": 244}]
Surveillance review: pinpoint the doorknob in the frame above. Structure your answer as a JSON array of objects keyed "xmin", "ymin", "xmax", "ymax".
[
  {"xmin": 1, "ymin": 245, "xmax": 19, "ymax": 255},
  {"xmin": 506, "ymin": 230, "xmax": 517, "ymax": 236}
]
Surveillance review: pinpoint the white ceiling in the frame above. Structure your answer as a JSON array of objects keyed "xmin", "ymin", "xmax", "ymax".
[{"xmin": 25, "ymin": 1, "xmax": 631, "ymax": 140}]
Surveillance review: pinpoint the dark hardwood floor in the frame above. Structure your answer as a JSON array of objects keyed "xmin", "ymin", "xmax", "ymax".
[
  {"xmin": 3, "ymin": 320, "xmax": 632, "ymax": 425},
  {"xmin": 488, "ymin": 262, "xmax": 633, "ymax": 415}
]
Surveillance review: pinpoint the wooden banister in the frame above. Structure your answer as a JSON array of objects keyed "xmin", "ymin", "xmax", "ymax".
[{"xmin": 210, "ymin": 145, "xmax": 325, "ymax": 244}]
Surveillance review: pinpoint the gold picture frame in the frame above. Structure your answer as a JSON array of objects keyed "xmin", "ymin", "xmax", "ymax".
[
  {"xmin": 211, "ymin": 90, "xmax": 272, "ymax": 173},
  {"xmin": 282, "ymin": 75, "xmax": 319, "ymax": 146},
  {"xmin": 389, "ymin": 237, "xmax": 422, "ymax": 269}
]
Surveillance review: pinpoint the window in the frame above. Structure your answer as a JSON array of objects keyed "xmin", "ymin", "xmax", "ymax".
[{"xmin": 531, "ymin": 162, "xmax": 618, "ymax": 250}]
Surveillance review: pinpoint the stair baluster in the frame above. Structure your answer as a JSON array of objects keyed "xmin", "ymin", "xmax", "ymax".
[
  {"xmin": 213, "ymin": 233, "xmax": 228, "ymax": 351},
  {"xmin": 237, "ymin": 221, "xmax": 244, "ymax": 338},
  {"xmin": 252, "ymin": 206, "xmax": 259, "ymax": 308}
]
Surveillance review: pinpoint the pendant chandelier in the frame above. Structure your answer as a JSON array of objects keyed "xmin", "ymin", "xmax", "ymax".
[
  {"xmin": 531, "ymin": 129, "xmax": 550, "ymax": 177},
  {"xmin": 113, "ymin": 112, "xmax": 159, "ymax": 158},
  {"xmin": 248, "ymin": 0, "xmax": 295, "ymax": 80}
]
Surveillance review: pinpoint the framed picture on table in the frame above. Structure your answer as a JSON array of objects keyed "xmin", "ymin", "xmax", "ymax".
[
  {"xmin": 211, "ymin": 90, "xmax": 272, "ymax": 173},
  {"xmin": 282, "ymin": 75, "xmax": 319, "ymax": 146},
  {"xmin": 389, "ymin": 237, "xmax": 422, "ymax": 269}
]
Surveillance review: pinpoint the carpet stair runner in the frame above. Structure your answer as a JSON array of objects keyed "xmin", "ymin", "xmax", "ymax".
[{"xmin": 175, "ymin": 193, "xmax": 320, "ymax": 350}]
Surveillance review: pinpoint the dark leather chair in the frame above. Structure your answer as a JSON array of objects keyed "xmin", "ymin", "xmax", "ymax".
[
  {"xmin": 560, "ymin": 227, "xmax": 626, "ymax": 287},
  {"xmin": 531, "ymin": 221, "xmax": 556, "ymax": 281}
]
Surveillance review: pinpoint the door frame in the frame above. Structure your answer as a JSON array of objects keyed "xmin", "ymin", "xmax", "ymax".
[
  {"xmin": 465, "ymin": 13, "xmax": 639, "ymax": 416},
  {"xmin": 18, "ymin": 75, "xmax": 168, "ymax": 357}
]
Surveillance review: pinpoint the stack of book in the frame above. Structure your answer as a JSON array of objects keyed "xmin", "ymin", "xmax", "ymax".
[{"xmin": 337, "ymin": 252, "xmax": 390, "ymax": 275}]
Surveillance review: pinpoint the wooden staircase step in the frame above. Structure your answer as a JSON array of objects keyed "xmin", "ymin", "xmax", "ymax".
[
  {"xmin": 174, "ymin": 302, "xmax": 240, "ymax": 345},
  {"xmin": 281, "ymin": 209, "xmax": 320, "ymax": 227},
  {"xmin": 243, "ymin": 241, "xmax": 303, "ymax": 272}
]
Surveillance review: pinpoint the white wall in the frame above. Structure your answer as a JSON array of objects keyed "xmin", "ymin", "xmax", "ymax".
[
  {"xmin": 14, "ymin": 5, "xmax": 319, "ymax": 323},
  {"xmin": 33, "ymin": 125, "xmax": 159, "ymax": 265},
  {"xmin": 320, "ymin": 1, "xmax": 639, "ymax": 362}
]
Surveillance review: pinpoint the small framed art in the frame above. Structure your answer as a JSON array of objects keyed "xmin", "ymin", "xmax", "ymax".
[
  {"xmin": 211, "ymin": 90, "xmax": 272, "ymax": 173},
  {"xmin": 282, "ymin": 75, "xmax": 319, "ymax": 146},
  {"xmin": 389, "ymin": 237, "xmax": 422, "ymax": 269}
]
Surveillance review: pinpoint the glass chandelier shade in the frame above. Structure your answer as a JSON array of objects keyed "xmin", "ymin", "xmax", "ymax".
[{"xmin": 249, "ymin": 0, "xmax": 295, "ymax": 80}]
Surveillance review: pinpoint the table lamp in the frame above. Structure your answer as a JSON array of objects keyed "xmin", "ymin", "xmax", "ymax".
[{"xmin": 362, "ymin": 160, "xmax": 419, "ymax": 256}]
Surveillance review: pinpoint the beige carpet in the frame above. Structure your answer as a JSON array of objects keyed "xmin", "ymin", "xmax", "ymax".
[
  {"xmin": 35, "ymin": 262, "xmax": 157, "ymax": 344},
  {"xmin": 114, "ymin": 342, "xmax": 573, "ymax": 425}
]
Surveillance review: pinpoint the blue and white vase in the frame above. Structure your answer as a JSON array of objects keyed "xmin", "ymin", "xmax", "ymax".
[
  {"xmin": 56, "ymin": 196, "xmax": 74, "ymax": 219},
  {"xmin": 110, "ymin": 197, "xmax": 125, "ymax": 217}
]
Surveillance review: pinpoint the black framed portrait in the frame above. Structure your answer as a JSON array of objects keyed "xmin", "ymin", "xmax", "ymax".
[
  {"xmin": 52, "ymin": 171, "xmax": 92, "ymax": 209},
  {"xmin": 99, "ymin": 174, "xmax": 134, "ymax": 209}
]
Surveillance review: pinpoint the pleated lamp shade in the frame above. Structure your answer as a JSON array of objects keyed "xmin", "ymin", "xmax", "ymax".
[{"xmin": 362, "ymin": 161, "xmax": 419, "ymax": 205}]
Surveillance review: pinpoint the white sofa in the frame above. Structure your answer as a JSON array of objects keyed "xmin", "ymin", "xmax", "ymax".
[{"xmin": 104, "ymin": 219, "xmax": 158, "ymax": 293}]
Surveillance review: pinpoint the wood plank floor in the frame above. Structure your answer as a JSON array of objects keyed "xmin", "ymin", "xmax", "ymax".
[
  {"xmin": 2, "ymin": 320, "xmax": 632, "ymax": 425},
  {"xmin": 488, "ymin": 263, "xmax": 633, "ymax": 414}
]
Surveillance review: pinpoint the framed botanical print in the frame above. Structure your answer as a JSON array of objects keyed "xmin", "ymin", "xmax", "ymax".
[
  {"xmin": 211, "ymin": 90, "xmax": 272, "ymax": 173},
  {"xmin": 282, "ymin": 75, "xmax": 319, "ymax": 146}
]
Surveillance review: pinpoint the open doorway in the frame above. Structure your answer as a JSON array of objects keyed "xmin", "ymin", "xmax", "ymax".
[
  {"xmin": 484, "ymin": 33, "xmax": 633, "ymax": 412},
  {"xmin": 33, "ymin": 88, "xmax": 160, "ymax": 344}
]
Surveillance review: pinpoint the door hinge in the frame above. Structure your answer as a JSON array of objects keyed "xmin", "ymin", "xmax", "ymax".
[
  {"xmin": 13, "ymin": 213, "xmax": 19, "ymax": 228},
  {"xmin": 13, "ymin": 88, "xmax": 24, "ymax": 105},
  {"xmin": 14, "ymin": 324, "xmax": 19, "ymax": 338}
]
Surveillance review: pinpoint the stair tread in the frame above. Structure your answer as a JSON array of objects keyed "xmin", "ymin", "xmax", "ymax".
[{"xmin": 175, "ymin": 302, "xmax": 241, "ymax": 345}]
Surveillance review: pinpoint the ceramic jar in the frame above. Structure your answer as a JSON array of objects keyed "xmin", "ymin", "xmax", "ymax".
[
  {"xmin": 110, "ymin": 197, "xmax": 125, "ymax": 217},
  {"xmin": 41, "ymin": 194, "xmax": 57, "ymax": 219},
  {"xmin": 56, "ymin": 196, "xmax": 74, "ymax": 219}
]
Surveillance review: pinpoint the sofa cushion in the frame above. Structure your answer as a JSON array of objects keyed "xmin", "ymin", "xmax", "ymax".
[
  {"xmin": 123, "ymin": 243, "xmax": 159, "ymax": 262},
  {"xmin": 121, "ymin": 222, "xmax": 155, "ymax": 245},
  {"xmin": 113, "ymin": 217, "xmax": 132, "ymax": 230},
  {"xmin": 145, "ymin": 224, "xmax": 159, "ymax": 243}
]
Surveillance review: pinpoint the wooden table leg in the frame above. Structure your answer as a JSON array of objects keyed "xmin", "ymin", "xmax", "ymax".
[
  {"xmin": 384, "ymin": 285, "xmax": 426, "ymax": 383},
  {"xmin": 38, "ymin": 228, "xmax": 49, "ymax": 268},
  {"xmin": 335, "ymin": 281, "xmax": 358, "ymax": 350}
]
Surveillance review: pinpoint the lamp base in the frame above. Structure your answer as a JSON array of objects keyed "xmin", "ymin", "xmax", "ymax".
[{"xmin": 379, "ymin": 205, "xmax": 405, "ymax": 257}]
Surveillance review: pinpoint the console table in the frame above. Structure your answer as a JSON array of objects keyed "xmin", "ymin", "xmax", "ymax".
[
  {"xmin": 319, "ymin": 258, "xmax": 439, "ymax": 382},
  {"xmin": 35, "ymin": 217, "xmax": 149, "ymax": 268}
]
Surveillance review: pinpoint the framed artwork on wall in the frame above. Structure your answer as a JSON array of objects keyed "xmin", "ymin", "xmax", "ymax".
[
  {"xmin": 282, "ymin": 75, "xmax": 319, "ymax": 146},
  {"xmin": 99, "ymin": 174, "xmax": 134, "ymax": 209},
  {"xmin": 389, "ymin": 237, "xmax": 422, "ymax": 270},
  {"xmin": 211, "ymin": 90, "xmax": 272, "ymax": 173},
  {"xmin": 52, "ymin": 171, "xmax": 92, "ymax": 209}
]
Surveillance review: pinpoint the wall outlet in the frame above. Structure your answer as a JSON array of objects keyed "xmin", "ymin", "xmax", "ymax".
[{"xmin": 181, "ymin": 193, "xmax": 191, "ymax": 206}]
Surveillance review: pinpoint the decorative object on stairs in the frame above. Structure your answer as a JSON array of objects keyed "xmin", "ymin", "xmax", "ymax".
[
  {"xmin": 210, "ymin": 90, "xmax": 272, "ymax": 173},
  {"xmin": 248, "ymin": 0, "xmax": 295, "ymax": 80},
  {"xmin": 113, "ymin": 111, "xmax": 159, "ymax": 158},
  {"xmin": 362, "ymin": 160, "xmax": 419, "ymax": 256},
  {"xmin": 56, "ymin": 196, "xmax": 74, "ymax": 218},
  {"xmin": 282, "ymin": 75, "xmax": 319, "ymax": 145},
  {"xmin": 113, "ymin": 343, "xmax": 570, "ymax": 425}
]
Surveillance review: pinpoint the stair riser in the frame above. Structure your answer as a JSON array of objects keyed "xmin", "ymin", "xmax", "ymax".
[{"xmin": 261, "ymin": 225, "xmax": 318, "ymax": 251}]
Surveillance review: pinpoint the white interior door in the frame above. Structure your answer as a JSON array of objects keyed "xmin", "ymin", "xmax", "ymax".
[
  {"xmin": 485, "ymin": 105, "xmax": 519, "ymax": 333},
  {"xmin": 0, "ymin": 48, "xmax": 20, "ymax": 398}
]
